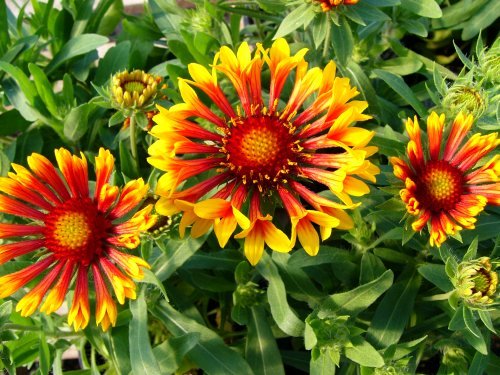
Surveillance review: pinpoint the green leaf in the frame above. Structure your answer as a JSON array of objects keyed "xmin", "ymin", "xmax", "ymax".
[
  {"xmin": 449, "ymin": 305, "xmax": 466, "ymax": 331},
  {"xmin": 401, "ymin": 20, "xmax": 428, "ymax": 37},
  {"xmin": 360, "ymin": 253, "xmax": 386, "ymax": 284},
  {"xmin": 478, "ymin": 310, "xmax": 496, "ymax": 334},
  {"xmin": 184, "ymin": 250, "xmax": 242, "ymax": 271},
  {"xmin": 319, "ymin": 270, "xmax": 393, "ymax": 318},
  {"xmin": 463, "ymin": 307, "xmax": 481, "ymax": 338},
  {"xmin": 453, "ymin": 40, "xmax": 474, "ymax": 69},
  {"xmin": 63, "ymin": 73, "xmax": 75, "ymax": 108},
  {"xmin": 118, "ymin": 140, "xmax": 138, "ymax": 178},
  {"xmin": 373, "ymin": 69, "xmax": 427, "ymax": 117},
  {"xmin": 461, "ymin": 2, "xmax": 500, "ymax": 40},
  {"xmin": 366, "ymin": 269, "xmax": 421, "ymax": 348},
  {"xmin": 463, "ymin": 237, "xmax": 478, "ymax": 262},
  {"xmin": 272, "ymin": 253, "xmax": 323, "ymax": 304},
  {"xmin": 462, "ymin": 327, "xmax": 487, "ymax": 355},
  {"xmin": 246, "ymin": 306, "xmax": 285, "ymax": 375},
  {"xmin": 364, "ymin": 0, "xmax": 400, "ymax": 5},
  {"xmin": 0, "ymin": 110, "xmax": 30, "ymax": 136},
  {"xmin": 140, "ymin": 268, "xmax": 169, "ymax": 302},
  {"xmin": 108, "ymin": 326, "xmax": 132, "ymax": 375},
  {"xmin": 343, "ymin": 61, "xmax": 381, "ymax": 115},
  {"xmin": 152, "ymin": 302, "xmax": 254, "ymax": 375},
  {"xmin": 418, "ymin": 264, "xmax": 453, "ymax": 292},
  {"xmin": 148, "ymin": 0, "xmax": 183, "ymax": 39},
  {"xmin": 38, "ymin": 333, "xmax": 50, "ymax": 375},
  {"xmin": 331, "ymin": 16, "xmax": 354, "ymax": 67},
  {"xmin": 0, "ymin": 301, "xmax": 12, "ymax": 326},
  {"xmin": 129, "ymin": 288, "xmax": 162, "ymax": 375},
  {"xmin": 108, "ymin": 110, "xmax": 126, "ymax": 127},
  {"xmin": 64, "ymin": 103, "xmax": 90, "ymax": 142},
  {"xmin": 0, "ymin": 1, "xmax": 10, "ymax": 55},
  {"xmin": 304, "ymin": 322, "xmax": 318, "ymax": 350},
  {"xmin": 46, "ymin": 34, "xmax": 109, "ymax": 74},
  {"xmin": 0, "ymin": 61, "xmax": 37, "ymax": 105},
  {"xmin": 2, "ymin": 78, "xmax": 41, "ymax": 122},
  {"xmin": 378, "ymin": 57, "xmax": 423, "ymax": 76},
  {"xmin": 468, "ymin": 352, "xmax": 489, "ymax": 375},
  {"xmin": 153, "ymin": 236, "xmax": 206, "ymax": 282},
  {"xmin": 310, "ymin": 347, "xmax": 339, "ymax": 375},
  {"xmin": 345, "ymin": 336, "xmax": 384, "ymax": 368},
  {"xmin": 153, "ymin": 333, "xmax": 200, "ymax": 374},
  {"xmin": 400, "ymin": 0, "xmax": 442, "ymax": 18},
  {"xmin": 257, "ymin": 254, "xmax": 305, "ymax": 337},
  {"xmin": 462, "ymin": 214, "xmax": 500, "ymax": 242},
  {"xmin": 311, "ymin": 12, "xmax": 329, "ymax": 48},
  {"xmin": 274, "ymin": 4, "xmax": 315, "ymax": 40},
  {"xmin": 28, "ymin": 63, "xmax": 59, "ymax": 118},
  {"xmin": 94, "ymin": 41, "xmax": 131, "ymax": 85}
]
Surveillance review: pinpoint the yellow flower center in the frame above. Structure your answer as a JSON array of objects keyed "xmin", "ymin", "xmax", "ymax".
[
  {"xmin": 44, "ymin": 198, "xmax": 110, "ymax": 265},
  {"xmin": 418, "ymin": 161, "xmax": 464, "ymax": 212},
  {"xmin": 221, "ymin": 113, "xmax": 301, "ymax": 193},
  {"xmin": 53, "ymin": 212, "xmax": 91, "ymax": 249},
  {"xmin": 240, "ymin": 126, "xmax": 280, "ymax": 165}
]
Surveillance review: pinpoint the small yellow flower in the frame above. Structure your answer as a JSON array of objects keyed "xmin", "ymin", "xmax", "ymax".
[
  {"xmin": 111, "ymin": 70, "xmax": 160, "ymax": 110},
  {"xmin": 454, "ymin": 257, "xmax": 498, "ymax": 306}
]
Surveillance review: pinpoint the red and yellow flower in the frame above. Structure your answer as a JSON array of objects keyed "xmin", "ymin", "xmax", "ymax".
[
  {"xmin": 0, "ymin": 148, "xmax": 156, "ymax": 331},
  {"xmin": 390, "ymin": 112, "xmax": 499, "ymax": 247},
  {"xmin": 148, "ymin": 38, "xmax": 378, "ymax": 265},
  {"xmin": 315, "ymin": 0, "xmax": 360, "ymax": 12}
]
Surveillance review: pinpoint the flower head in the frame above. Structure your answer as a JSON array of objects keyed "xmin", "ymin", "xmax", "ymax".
[
  {"xmin": 442, "ymin": 84, "xmax": 487, "ymax": 119},
  {"xmin": 390, "ymin": 112, "xmax": 499, "ymax": 246},
  {"xmin": 148, "ymin": 38, "xmax": 378, "ymax": 265},
  {"xmin": 454, "ymin": 257, "xmax": 498, "ymax": 306},
  {"xmin": 0, "ymin": 148, "xmax": 156, "ymax": 331},
  {"xmin": 314, "ymin": 0, "xmax": 360, "ymax": 12},
  {"xmin": 111, "ymin": 70, "xmax": 160, "ymax": 110}
]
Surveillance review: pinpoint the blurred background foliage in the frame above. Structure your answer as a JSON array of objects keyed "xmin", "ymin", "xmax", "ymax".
[{"xmin": 0, "ymin": 0, "xmax": 499, "ymax": 374}]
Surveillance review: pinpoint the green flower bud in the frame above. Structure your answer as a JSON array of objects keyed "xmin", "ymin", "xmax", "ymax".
[
  {"xmin": 480, "ymin": 46, "xmax": 500, "ymax": 84},
  {"xmin": 442, "ymin": 84, "xmax": 487, "ymax": 119},
  {"xmin": 454, "ymin": 257, "xmax": 498, "ymax": 307},
  {"xmin": 442, "ymin": 345, "xmax": 468, "ymax": 373},
  {"xmin": 233, "ymin": 281, "xmax": 265, "ymax": 308},
  {"xmin": 111, "ymin": 70, "xmax": 160, "ymax": 110}
]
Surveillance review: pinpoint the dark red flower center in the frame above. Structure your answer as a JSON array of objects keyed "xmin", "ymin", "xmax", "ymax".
[
  {"xmin": 44, "ymin": 198, "xmax": 111, "ymax": 265},
  {"xmin": 416, "ymin": 160, "xmax": 464, "ymax": 212},
  {"xmin": 221, "ymin": 114, "xmax": 300, "ymax": 193}
]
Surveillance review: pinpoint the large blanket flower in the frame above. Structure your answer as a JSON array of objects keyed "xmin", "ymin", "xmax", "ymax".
[
  {"xmin": 149, "ymin": 38, "xmax": 378, "ymax": 265},
  {"xmin": 0, "ymin": 148, "xmax": 156, "ymax": 331},
  {"xmin": 391, "ymin": 112, "xmax": 499, "ymax": 246}
]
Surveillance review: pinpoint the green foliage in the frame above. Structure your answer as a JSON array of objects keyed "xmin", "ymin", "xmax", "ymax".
[{"xmin": 0, "ymin": 0, "xmax": 499, "ymax": 374}]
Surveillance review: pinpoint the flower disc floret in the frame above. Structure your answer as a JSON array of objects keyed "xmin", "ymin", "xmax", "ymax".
[
  {"xmin": 0, "ymin": 148, "xmax": 156, "ymax": 331},
  {"xmin": 390, "ymin": 112, "xmax": 500, "ymax": 247},
  {"xmin": 148, "ymin": 38, "xmax": 378, "ymax": 265}
]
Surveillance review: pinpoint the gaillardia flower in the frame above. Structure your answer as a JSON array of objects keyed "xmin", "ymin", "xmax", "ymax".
[
  {"xmin": 148, "ymin": 38, "xmax": 378, "ymax": 265},
  {"xmin": 390, "ymin": 112, "xmax": 499, "ymax": 246},
  {"xmin": 454, "ymin": 257, "xmax": 498, "ymax": 306},
  {"xmin": 111, "ymin": 69, "xmax": 160, "ymax": 110},
  {"xmin": 0, "ymin": 148, "xmax": 156, "ymax": 331},
  {"xmin": 315, "ymin": 0, "xmax": 359, "ymax": 12}
]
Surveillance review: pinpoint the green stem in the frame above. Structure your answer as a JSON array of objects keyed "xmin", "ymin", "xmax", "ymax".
[
  {"xmin": 129, "ymin": 112, "xmax": 139, "ymax": 171},
  {"xmin": 2, "ymin": 324, "xmax": 81, "ymax": 338}
]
